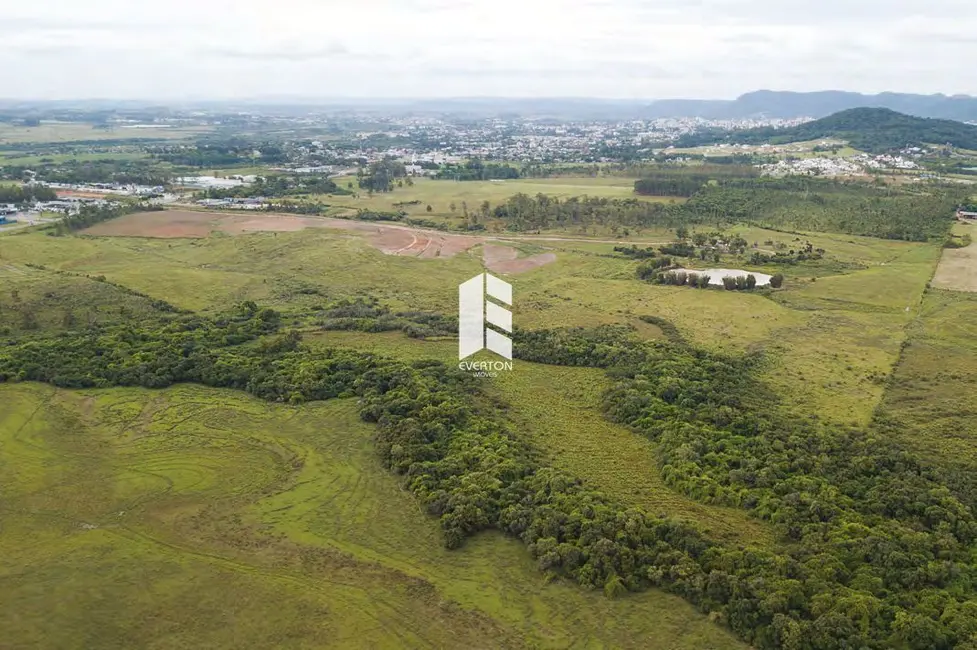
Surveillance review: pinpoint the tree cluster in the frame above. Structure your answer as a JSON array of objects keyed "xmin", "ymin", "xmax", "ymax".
[
  {"xmin": 201, "ymin": 174, "xmax": 350, "ymax": 199},
  {"xmin": 358, "ymin": 159, "xmax": 408, "ymax": 193},
  {"xmin": 0, "ymin": 184, "xmax": 57, "ymax": 204},
  {"xmin": 436, "ymin": 158, "xmax": 521, "ymax": 181},
  {"xmin": 318, "ymin": 297, "xmax": 457, "ymax": 339}
]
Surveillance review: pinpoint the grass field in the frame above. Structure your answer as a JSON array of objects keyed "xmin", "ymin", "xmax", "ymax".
[
  {"xmin": 0, "ymin": 214, "xmax": 942, "ymax": 426},
  {"xmin": 318, "ymin": 176, "xmax": 682, "ymax": 224},
  {"xmin": 932, "ymin": 221, "xmax": 977, "ymax": 292},
  {"xmin": 875, "ymin": 289, "xmax": 977, "ymax": 502},
  {"xmin": 0, "ymin": 381, "xmax": 745, "ymax": 649},
  {"xmin": 0, "ymin": 151, "xmax": 149, "ymax": 165},
  {"xmin": 0, "ymin": 204, "xmax": 956, "ymax": 647}
]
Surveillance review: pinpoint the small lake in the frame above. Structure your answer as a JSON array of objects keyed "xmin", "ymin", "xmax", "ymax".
[{"xmin": 685, "ymin": 268, "xmax": 772, "ymax": 287}]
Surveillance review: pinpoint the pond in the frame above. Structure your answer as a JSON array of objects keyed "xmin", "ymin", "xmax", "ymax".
[{"xmin": 685, "ymin": 268, "xmax": 772, "ymax": 287}]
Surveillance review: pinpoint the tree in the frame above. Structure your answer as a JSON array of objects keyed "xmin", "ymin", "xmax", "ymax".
[
  {"xmin": 770, "ymin": 273, "xmax": 785, "ymax": 288},
  {"xmin": 426, "ymin": 205, "xmax": 433, "ymax": 213}
]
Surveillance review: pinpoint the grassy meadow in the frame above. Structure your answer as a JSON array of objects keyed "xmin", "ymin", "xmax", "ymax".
[
  {"xmin": 0, "ymin": 214, "xmax": 942, "ymax": 425},
  {"xmin": 875, "ymin": 289, "xmax": 977, "ymax": 503},
  {"xmin": 0, "ymin": 380, "xmax": 746, "ymax": 649},
  {"xmin": 0, "ymin": 191, "xmax": 962, "ymax": 647}
]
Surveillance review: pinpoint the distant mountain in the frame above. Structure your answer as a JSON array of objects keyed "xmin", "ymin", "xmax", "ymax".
[
  {"xmin": 673, "ymin": 107, "xmax": 977, "ymax": 153},
  {"xmin": 3, "ymin": 91, "xmax": 977, "ymax": 121},
  {"xmin": 644, "ymin": 90, "xmax": 977, "ymax": 121}
]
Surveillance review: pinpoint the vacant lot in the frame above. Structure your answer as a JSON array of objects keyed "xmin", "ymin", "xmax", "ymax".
[
  {"xmin": 84, "ymin": 210, "xmax": 558, "ymax": 273},
  {"xmin": 932, "ymin": 224, "xmax": 977, "ymax": 292}
]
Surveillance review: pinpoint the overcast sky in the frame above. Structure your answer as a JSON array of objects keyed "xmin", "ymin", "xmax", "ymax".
[{"xmin": 2, "ymin": 0, "xmax": 975, "ymax": 100}]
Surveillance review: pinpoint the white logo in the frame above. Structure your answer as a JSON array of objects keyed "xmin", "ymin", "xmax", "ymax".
[{"xmin": 459, "ymin": 273, "xmax": 512, "ymax": 361}]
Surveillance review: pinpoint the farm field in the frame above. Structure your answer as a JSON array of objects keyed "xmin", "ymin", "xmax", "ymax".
[
  {"xmin": 0, "ymin": 381, "xmax": 745, "ymax": 649},
  {"xmin": 0, "ymin": 123, "xmax": 212, "ymax": 144}
]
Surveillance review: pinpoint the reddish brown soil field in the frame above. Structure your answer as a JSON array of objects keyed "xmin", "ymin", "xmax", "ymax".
[
  {"xmin": 84, "ymin": 210, "xmax": 557, "ymax": 273},
  {"xmin": 488, "ymin": 253, "xmax": 558, "ymax": 274}
]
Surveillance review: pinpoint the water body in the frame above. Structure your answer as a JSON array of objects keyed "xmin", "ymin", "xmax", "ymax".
[{"xmin": 685, "ymin": 268, "xmax": 772, "ymax": 287}]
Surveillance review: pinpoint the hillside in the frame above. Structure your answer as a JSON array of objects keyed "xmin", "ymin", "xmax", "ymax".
[{"xmin": 673, "ymin": 107, "xmax": 977, "ymax": 153}]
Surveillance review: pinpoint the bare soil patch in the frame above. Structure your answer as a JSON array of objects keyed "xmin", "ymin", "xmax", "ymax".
[
  {"xmin": 488, "ymin": 253, "xmax": 558, "ymax": 274},
  {"xmin": 933, "ymin": 238, "xmax": 977, "ymax": 292},
  {"xmin": 482, "ymin": 244, "xmax": 557, "ymax": 274},
  {"xmin": 84, "ymin": 210, "xmax": 556, "ymax": 273}
]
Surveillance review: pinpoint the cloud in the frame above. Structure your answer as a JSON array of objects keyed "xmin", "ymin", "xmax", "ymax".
[
  {"xmin": 206, "ymin": 43, "xmax": 353, "ymax": 62},
  {"xmin": 0, "ymin": 0, "xmax": 974, "ymax": 99}
]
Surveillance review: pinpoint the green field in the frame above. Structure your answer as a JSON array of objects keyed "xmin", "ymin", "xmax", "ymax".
[
  {"xmin": 319, "ymin": 176, "xmax": 681, "ymax": 222},
  {"xmin": 875, "ymin": 289, "xmax": 977, "ymax": 503},
  {"xmin": 0, "ymin": 381, "xmax": 745, "ymax": 649},
  {"xmin": 0, "ymin": 215, "xmax": 940, "ymax": 425},
  {"xmin": 0, "ymin": 151, "xmax": 149, "ymax": 166},
  {"xmin": 0, "ymin": 189, "xmax": 968, "ymax": 647}
]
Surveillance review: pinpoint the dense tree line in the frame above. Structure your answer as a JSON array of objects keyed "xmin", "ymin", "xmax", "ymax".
[
  {"xmin": 152, "ymin": 140, "xmax": 288, "ymax": 167},
  {"xmin": 0, "ymin": 184, "xmax": 56, "ymax": 204},
  {"xmin": 358, "ymin": 159, "xmax": 409, "ymax": 193},
  {"xmin": 8, "ymin": 160, "xmax": 171, "ymax": 186},
  {"xmin": 435, "ymin": 158, "xmax": 521, "ymax": 181},
  {"xmin": 681, "ymin": 179, "xmax": 963, "ymax": 242},
  {"xmin": 514, "ymin": 325, "xmax": 977, "ymax": 648},
  {"xmin": 491, "ymin": 193, "xmax": 681, "ymax": 231},
  {"xmin": 613, "ymin": 245, "xmax": 658, "ymax": 259},
  {"xmin": 317, "ymin": 296, "xmax": 457, "ymax": 339},
  {"xmin": 201, "ymin": 174, "xmax": 350, "ymax": 199},
  {"xmin": 488, "ymin": 178, "xmax": 960, "ymax": 241}
]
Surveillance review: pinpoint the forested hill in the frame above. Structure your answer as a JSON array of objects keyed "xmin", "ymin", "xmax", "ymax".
[{"xmin": 673, "ymin": 107, "xmax": 977, "ymax": 154}]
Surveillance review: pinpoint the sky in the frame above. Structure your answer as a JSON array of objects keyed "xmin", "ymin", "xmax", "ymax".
[{"xmin": 1, "ymin": 0, "xmax": 975, "ymax": 100}]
